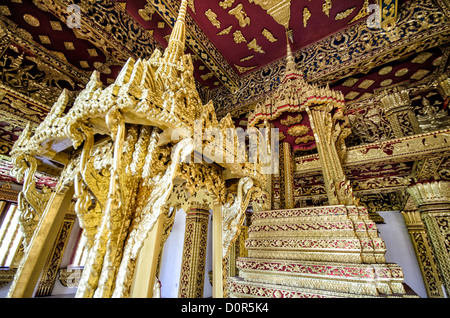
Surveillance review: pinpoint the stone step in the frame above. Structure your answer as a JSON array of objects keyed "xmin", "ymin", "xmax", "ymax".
[
  {"xmin": 227, "ymin": 276, "xmax": 415, "ymax": 298},
  {"xmin": 248, "ymin": 219, "xmax": 377, "ymax": 238},
  {"xmin": 251, "ymin": 205, "xmax": 370, "ymax": 222},
  {"xmin": 234, "ymin": 257, "xmax": 405, "ymax": 297}
]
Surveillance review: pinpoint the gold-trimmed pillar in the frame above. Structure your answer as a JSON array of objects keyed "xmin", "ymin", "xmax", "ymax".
[
  {"xmin": 212, "ymin": 201, "xmax": 223, "ymax": 298},
  {"xmin": 129, "ymin": 212, "xmax": 167, "ymax": 298},
  {"xmin": 379, "ymin": 87, "xmax": 421, "ymax": 138},
  {"xmin": 7, "ymin": 185, "xmax": 75, "ymax": 298},
  {"xmin": 401, "ymin": 210, "xmax": 445, "ymax": 298},
  {"xmin": 279, "ymin": 141, "xmax": 294, "ymax": 209},
  {"xmin": 178, "ymin": 203, "xmax": 210, "ymax": 298},
  {"xmin": 407, "ymin": 181, "xmax": 450, "ymax": 295},
  {"xmin": 34, "ymin": 207, "xmax": 76, "ymax": 297}
]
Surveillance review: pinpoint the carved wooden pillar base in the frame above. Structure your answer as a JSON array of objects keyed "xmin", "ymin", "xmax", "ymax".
[
  {"xmin": 178, "ymin": 203, "xmax": 210, "ymax": 298},
  {"xmin": 408, "ymin": 181, "xmax": 450, "ymax": 296},
  {"xmin": 401, "ymin": 210, "xmax": 445, "ymax": 298}
]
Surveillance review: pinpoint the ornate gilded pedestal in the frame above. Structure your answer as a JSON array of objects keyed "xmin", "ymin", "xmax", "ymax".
[
  {"xmin": 228, "ymin": 205, "xmax": 414, "ymax": 298},
  {"xmin": 407, "ymin": 181, "xmax": 450, "ymax": 295}
]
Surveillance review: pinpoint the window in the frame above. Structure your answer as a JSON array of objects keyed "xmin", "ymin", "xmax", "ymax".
[{"xmin": 0, "ymin": 203, "xmax": 23, "ymax": 267}]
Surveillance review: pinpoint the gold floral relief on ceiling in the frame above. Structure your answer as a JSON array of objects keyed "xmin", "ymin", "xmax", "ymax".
[{"xmin": 248, "ymin": 0, "xmax": 292, "ymax": 29}]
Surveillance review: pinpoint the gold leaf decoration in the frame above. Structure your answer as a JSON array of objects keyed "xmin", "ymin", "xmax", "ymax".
[
  {"xmin": 335, "ymin": 7, "xmax": 355, "ymax": 20},
  {"xmin": 240, "ymin": 55, "xmax": 254, "ymax": 62},
  {"xmin": 287, "ymin": 125, "xmax": 310, "ymax": 137},
  {"xmin": 262, "ymin": 29, "xmax": 278, "ymax": 42},
  {"xmin": 322, "ymin": 0, "xmax": 332, "ymax": 17},
  {"xmin": 295, "ymin": 135, "xmax": 315, "ymax": 144},
  {"xmin": 217, "ymin": 25, "xmax": 232, "ymax": 35},
  {"xmin": 349, "ymin": 0, "xmax": 369, "ymax": 24},
  {"xmin": 233, "ymin": 30, "xmax": 247, "ymax": 44},
  {"xmin": 229, "ymin": 4, "xmax": 251, "ymax": 28},
  {"xmin": 205, "ymin": 9, "xmax": 221, "ymax": 28},
  {"xmin": 280, "ymin": 114, "xmax": 303, "ymax": 126},
  {"xmin": 303, "ymin": 7, "xmax": 311, "ymax": 27},
  {"xmin": 247, "ymin": 39, "xmax": 265, "ymax": 54},
  {"xmin": 23, "ymin": 14, "xmax": 40, "ymax": 27},
  {"xmin": 219, "ymin": 0, "xmax": 235, "ymax": 9},
  {"xmin": 234, "ymin": 64, "xmax": 257, "ymax": 74}
]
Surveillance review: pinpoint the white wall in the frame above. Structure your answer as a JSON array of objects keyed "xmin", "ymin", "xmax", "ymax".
[
  {"xmin": 377, "ymin": 211, "xmax": 427, "ymax": 298},
  {"xmin": 160, "ymin": 208, "xmax": 186, "ymax": 298},
  {"xmin": 159, "ymin": 208, "xmax": 213, "ymax": 298}
]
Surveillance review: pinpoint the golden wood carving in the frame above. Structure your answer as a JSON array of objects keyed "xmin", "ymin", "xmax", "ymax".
[{"xmin": 7, "ymin": 0, "xmax": 267, "ymax": 298}]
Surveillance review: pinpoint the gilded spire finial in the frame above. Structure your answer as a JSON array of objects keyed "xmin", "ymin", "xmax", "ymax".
[
  {"xmin": 157, "ymin": 0, "xmax": 189, "ymax": 83},
  {"xmin": 164, "ymin": 0, "xmax": 188, "ymax": 63},
  {"xmin": 284, "ymin": 29, "xmax": 297, "ymax": 76}
]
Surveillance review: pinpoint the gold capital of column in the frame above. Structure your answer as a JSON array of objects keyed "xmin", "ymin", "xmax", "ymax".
[
  {"xmin": 379, "ymin": 87, "xmax": 421, "ymax": 137},
  {"xmin": 407, "ymin": 180, "xmax": 450, "ymax": 296},
  {"xmin": 401, "ymin": 210, "xmax": 445, "ymax": 298}
]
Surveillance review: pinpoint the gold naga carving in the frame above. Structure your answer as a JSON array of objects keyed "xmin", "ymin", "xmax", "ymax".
[
  {"xmin": 8, "ymin": 0, "xmax": 268, "ymax": 298},
  {"xmin": 9, "ymin": 123, "xmax": 52, "ymax": 247}
]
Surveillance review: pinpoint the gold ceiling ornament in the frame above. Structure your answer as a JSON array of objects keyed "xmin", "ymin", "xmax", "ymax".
[
  {"xmin": 0, "ymin": 5, "xmax": 11, "ymax": 16},
  {"xmin": 247, "ymin": 38, "xmax": 265, "ymax": 54},
  {"xmin": 234, "ymin": 64, "xmax": 257, "ymax": 74},
  {"xmin": 378, "ymin": 66, "xmax": 393, "ymax": 75},
  {"xmin": 303, "ymin": 7, "xmax": 311, "ymax": 27},
  {"xmin": 322, "ymin": 0, "xmax": 332, "ymax": 17},
  {"xmin": 280, "ymin": 114, "xmax": 303, "ymax": 126},
  {"xmin": 432, "ymin": 56, "xmax": 443, "ymax": 66},
  {"xmin": 395, "ymin": 68, "xmax": 409, "ymax": 77},
  {"xmin": 187, "ymin": 0, "xmax": 196, "ymax": 14},
  {"xmin": 200, "ymin": 71, "xmax": 214, "ymax": 81},
  {"xmin": 412, "ymin": 52, "xmax": 433, "ymax": 64},
  {"xmin": 205, "ymin": 8, "xmax": 221, "ymax": 28},
  {"xmin": 228, "ymin": 3, "xmax": 251, "ymax": 28},
  {"xmin": 219, "ymin": 0, "xmax": 235, "ymax": 9},
  {"xmin": 23, "ymin": 14, "xmax": 40, "ymax": 27},
  {"xmin": 49, "ymin": 20, "xmax": 63, "ymax": 31},
  {"xmin": 380, "ymin": 79, "xmax": 393, "ymax": 87},
  {"xmin": 262, "ymin": 29, "xmax": 278, "ymax": 42},
  {"xmin": 295, "ymin": 135, "xmax": 315, "ymax": 144},
  {"xmin": 233, "ymin": 30, "xmax": 247, "ymax": 43},
  {"xmin": 342, "ymin": 77, "xmax": 359, "ymax": 87},
  {"xmin": 38, "ymin": 35, "xmax": 51, "ymax": 44},
  {"xmin": 217, "ymin": 25, "xmax": 232, "ymax": 35},
  {"xmin": 248, "ymin": 0, "xmax": 292, "ymax": 29},
  {"xmin": 287, "ymin": 125, "xmax": 309, "ymax": 137},
  {"xmin": 240, "ymin": 55, "xmax": 254, "ymax": 62},
  {"xmin": 348, "ymin": 0, "xmax": 369, "ymax": 24},
  {"xmin": 335, "ymin": 7, "xmax": 355, "ymax": 20},
  {"xmin": 411, "ymin": 69, "xmax": 430, "ymax": 80},
  {"xmin": 138, "ymin": 3, "xmax": 156, "ymax": 21},
  {"xmin": 358, "ymin": 79, "xmax": 375, "ymax": 89}
]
